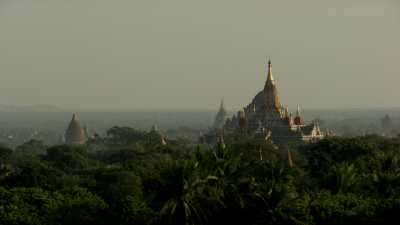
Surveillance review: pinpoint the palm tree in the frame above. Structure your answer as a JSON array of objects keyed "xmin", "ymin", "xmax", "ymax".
[
  {"xmin": 155, "ymin": 160, "xmax": 223, "ymax": 225},
  {"xmin": 330, "ymin": 163, "xmax": 357, "ymax": 194}
]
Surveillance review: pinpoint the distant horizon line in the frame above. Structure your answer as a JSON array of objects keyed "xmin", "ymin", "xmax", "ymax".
[{"xmin": 0, "ymin": 103, "xmax": 400, "ymax": 112}]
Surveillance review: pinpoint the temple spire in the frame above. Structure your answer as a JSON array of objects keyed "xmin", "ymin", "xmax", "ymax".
[
  {"xmin": 267, "ymin": 58, "xmax": 274, "ymax": 83},
  {"xmin": 296, "ymin": 104, "xmax": 301, "ymax": 117},
  {"xmin": 294, "ymin": 104, "xmax": 304, "ymax": 125},
  {"xmin": 213, "ymin": 99, "xmax": 228, "ymax": 129},
  {"xmin": 65, "ymin": 113, "xmax": 86, "ymax": 145},
  {"xmin": 72, "ymin": 113, "xmax": 78, "ymax": 121},
  {"xmin": 263, "ymin": 58, "xmax": 281, "ymax": 111}
]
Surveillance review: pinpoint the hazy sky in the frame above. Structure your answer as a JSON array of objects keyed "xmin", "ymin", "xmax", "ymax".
[{"xmin": 0, "ymin": 0, "xmax": 399, "ymax": 110}]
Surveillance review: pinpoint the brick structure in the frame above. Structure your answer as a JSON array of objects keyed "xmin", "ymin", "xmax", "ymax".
[{"xmin": 219, "ymin": 60, "xmax": 325, "ymax": 145}]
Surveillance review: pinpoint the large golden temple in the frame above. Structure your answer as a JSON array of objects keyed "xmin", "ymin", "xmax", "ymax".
[{"xmin": 213, "ymin": 60, "xmax": 325, "ymax": 145}]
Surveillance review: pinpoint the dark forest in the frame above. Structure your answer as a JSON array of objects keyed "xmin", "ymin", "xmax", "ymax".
[{"xmin": 1, "ymin": 126, "xmax": 399, "ymax": 225}]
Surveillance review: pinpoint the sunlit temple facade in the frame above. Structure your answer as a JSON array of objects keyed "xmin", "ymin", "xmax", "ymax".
[{"xmin": 212, "ymin": 60, "xmax": 325, "ymax": 145}]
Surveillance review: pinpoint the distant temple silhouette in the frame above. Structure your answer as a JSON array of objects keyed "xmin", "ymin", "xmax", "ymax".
[
  {"xmin": 213, "ymin": 100, "xmax": 228, "ymax": 129},
  {"xmin": 210, "ymin": 60, "xmax": 327, "ymax": 145},
  {"xmin": 64, "ymin": 113, "xmax": 87, "ymax": 145}
]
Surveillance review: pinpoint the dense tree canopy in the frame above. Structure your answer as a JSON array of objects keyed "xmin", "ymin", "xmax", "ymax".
[{"xmin": 0, "ymin": 128, "xmax": 400, "ymax": 225}]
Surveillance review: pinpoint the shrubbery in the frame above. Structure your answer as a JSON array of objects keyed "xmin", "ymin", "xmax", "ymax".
[{"xmin": 0, "ymin": 128, "xmax": 399, "ymax": 225}]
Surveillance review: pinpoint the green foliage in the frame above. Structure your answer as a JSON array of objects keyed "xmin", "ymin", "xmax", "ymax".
[
  {"xmin": 309, "ymin": 192, "xmax": 378, "ymax": 225},
  {"xmin": 153, "ymin": 160, "xmax": 222, "ymax": 225},
  {"xmin": 15, "ymin": 139, "xmax": 48, "ymax": 156},
  {"xmin": 0, "ymin": 145, "xmax": 12, "ymax": 163},
  {"xmin": 228, "ymin": 137, "xmax": 280, "ymax": 161},
  {"xmin": 301, "ymin": 136, "xmax": 377, "ymax": 178},
  {"xmin": 1, "ymin": 133, "xmax": 400, "ymax": 225},
  {"xmin": 106, "ymin": 126, "xmax": 146, "ymax": 145},
  {"xmin": 325, "ymin": 163, "xmax": 358, "ymax": 194},
  {"xmin": 44, "ymin": 145, "xmax": 88, "ymax": 171},
  {"xmin": 117, "ymin": 195, "xmax": 155, "ymax": 225},
  {"xmin": 0, "ymin": 145, "xmax": 13, "ymax": 178},
  {"xmin": 90, "ymin": 168, "xmax": 143, "ymax": 204},
  {"xmin": 1, "ymin": 155, "xmax": 62, "ymax": 189},
  {"xmin": 0, "ymin": 187, "xmax": 107, "ymax": 225},
  {"xmin": 50, "ymin": 187, "xmax": 108, "ymax": 225},
  {"xmin": 0, "ymin": 187, "xmax": 50, "ymax": 225}
]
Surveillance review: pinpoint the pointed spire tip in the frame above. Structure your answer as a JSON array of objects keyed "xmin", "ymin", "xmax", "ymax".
[{"xmin": 266, "ymin": 58, "xmax": 274, "ymax": 82}]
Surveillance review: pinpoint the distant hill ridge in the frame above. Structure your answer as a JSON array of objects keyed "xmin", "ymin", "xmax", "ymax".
[{"xmin": 0, "ymin": 104, "xmax": 61, "ymax": 112}]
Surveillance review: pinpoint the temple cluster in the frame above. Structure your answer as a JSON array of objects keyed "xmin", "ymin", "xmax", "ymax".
[
  {"xmin": 212, "ymin": 60, "xmax": 327, "ymax": 145},
  {"xmin": 63, "ymin": 113, "xmax": 167, "ymax": 146}
]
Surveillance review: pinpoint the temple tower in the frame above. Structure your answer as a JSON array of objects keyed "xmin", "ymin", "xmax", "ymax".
[
  {"xmin": 294, "ymin": 104, "xmax": 305, "ymax": 125},
  {"xmin": 65, "ymin": 113, "xmax": 87, "ymax": 145},
  {"xmin": 218, "ymin": 58, "xmax": 327, "ymax": 145},
  {"xmin": 264, "ymin": 60, "xmax": 281, "ymax": 112},
  {"xmin": 213, "ymin": 99, "xmax": 228, "ymax": 129}
]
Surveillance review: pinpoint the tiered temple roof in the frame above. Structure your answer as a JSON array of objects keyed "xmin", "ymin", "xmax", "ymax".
[{"xmin": 219, "ymin": 59, "xmax": 325, "ymax": 145}]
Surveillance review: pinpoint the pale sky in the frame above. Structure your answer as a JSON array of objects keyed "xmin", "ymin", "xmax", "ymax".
[{"xmin": 0, "ymin": 0, "xmax": 398, "ymax": 110}]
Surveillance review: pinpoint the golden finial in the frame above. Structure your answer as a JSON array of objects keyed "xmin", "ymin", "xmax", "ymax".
[{"xmin": 267, "ymin": 58, "xmax": 274, "ymax": 82}]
